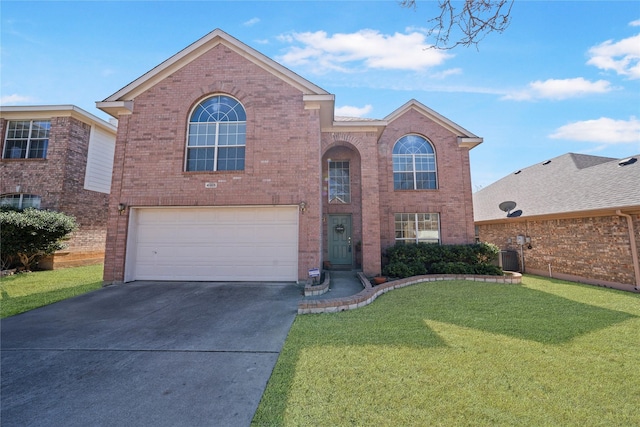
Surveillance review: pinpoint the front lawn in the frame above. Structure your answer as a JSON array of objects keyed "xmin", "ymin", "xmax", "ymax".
[
  {"xmin": 0, "ymin": 264, "xmax": 103, "ymax": 318},
  {"xmin": 253, "ymin": 275, "xmax": 640, "ymax": 426}
]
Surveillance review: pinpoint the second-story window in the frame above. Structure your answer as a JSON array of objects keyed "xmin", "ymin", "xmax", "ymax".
[
  {"xmin": 3, "ymin": 120, "xmax": 50, "ymax": 159},
  {"xmin": 328, "ymin": 160, "xmax": 351, "ymax": 203},
  {"xmin": 185, "ymin": 95, "xmax": 246, "ymax": 172},
  {"xmin": 392, "ymin": 134, "xmax": 437, "ymax": 190}
]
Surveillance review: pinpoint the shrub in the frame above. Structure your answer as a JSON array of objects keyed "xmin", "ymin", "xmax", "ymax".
[
  {"xmin": 382, "ymin": 242, "xmax": 502, "ymax": 278},
  {"xmin": 473, "ymin": 264, "xmax": 504, "ymax": 276},
  {"xmin": 0, "ymin": 208, "xmax": 78, "ymax": 270},
  {"xmin": 383, "ymin": 261, "xmax": 414, "ymax": 278},
  {"xmin": 429, "ymin": 261, "xmax": 473, "ymax": 275}
]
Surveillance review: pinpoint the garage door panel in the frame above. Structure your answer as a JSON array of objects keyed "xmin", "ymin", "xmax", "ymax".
[{"xmin": 128, "ymin": 207, "xmax": 298, "ymax": 282}]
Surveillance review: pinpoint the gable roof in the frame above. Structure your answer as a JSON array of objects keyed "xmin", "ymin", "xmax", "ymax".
[
  {"xmin": 97, "ymin": 29, "xmax": 331, "ymax": 117},
  {"xmin": 473, "ymin": 153, "xmax": 640, "ymax": 222},
  {"xmin": 385, "ymin": 99, "xmax": 482, "ymax": 149}
]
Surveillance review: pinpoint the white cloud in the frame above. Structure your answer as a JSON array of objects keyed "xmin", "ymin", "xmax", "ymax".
[
  {"xmin": 335, "ymin": 104, "xmax": 373, "ymax": 118},
  {"xmin": 430, "ymin": 68, "xmax": 462, "ymax": 79},
  {"xmin": 277, "ymin": 29, "xmax": 451, "ymax": 74},
  {"xmin": 629, "ymin": 19, "xmax": 640, "ymax": 27},
  {"xmin": 502, "ymin": 78, "xmax": 613, "ymax": 101},
  {"xmin": 243, "ymin": 17, "xmax": 260, "ymax": 27},
  {"xmin": 549, "ymin": 117, "xmax": 640, "ymax": 144},
  {"xmin": 587, "ymin": 33, "xmax": 640, "ymax": 79},
  {"xmin": 0, "ymin": 94, "xmax": 35, "ymax": 104}
]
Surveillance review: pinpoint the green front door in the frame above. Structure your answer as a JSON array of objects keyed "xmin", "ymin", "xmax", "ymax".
[{"xmin": 328, "ymin": 215, "xmax": 352, "ymax": 266}]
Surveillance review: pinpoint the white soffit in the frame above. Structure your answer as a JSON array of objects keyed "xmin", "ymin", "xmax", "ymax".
[{"xmin": 0, "ymin": 105, "xmax": 117, "ymax": 134}]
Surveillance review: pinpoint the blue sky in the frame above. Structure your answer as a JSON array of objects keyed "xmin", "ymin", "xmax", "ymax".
[{"xmin": 2, "ymin": 1, "xmax": 639, "ymax": 189}]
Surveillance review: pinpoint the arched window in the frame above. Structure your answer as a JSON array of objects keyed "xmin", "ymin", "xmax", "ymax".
[
  {"xmin": 392, "ymin": 134, "xmax": 437, "ymax": 190},
  {"xmin": 186, "ymin": 95, "xmax": 246, "ymax": 172},
  {"xmin": 0, "ymin": 194, "xmax": 41, "ymax": 209}
]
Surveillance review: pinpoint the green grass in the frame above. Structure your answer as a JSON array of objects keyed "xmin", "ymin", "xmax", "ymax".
[
  {"xmin": 252, "ymin": 275, "xmax": 640, "ymax": 426},
  {"xmin": 0, "ymin": 264, "xmax": 103, "ymax": 318}
]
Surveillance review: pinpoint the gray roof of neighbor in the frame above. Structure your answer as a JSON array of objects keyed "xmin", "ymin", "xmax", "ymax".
[{"xmin": 473, "ymin": 153, "xmax": 640, "ymax": 222}]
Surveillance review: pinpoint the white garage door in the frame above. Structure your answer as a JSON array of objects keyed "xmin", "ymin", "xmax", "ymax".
[{"xmin": 125, "ymin": 206, "xmax": 299, "ymax": 282}]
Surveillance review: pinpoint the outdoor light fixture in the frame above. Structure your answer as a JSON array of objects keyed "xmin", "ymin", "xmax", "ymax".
[
  {"xmin": 118, "ymin": 203, "xmax": 127, "ymax": 215},
  {"xmin": 299, "ymin": 201, "xmax": 307, "ymax": 213}
]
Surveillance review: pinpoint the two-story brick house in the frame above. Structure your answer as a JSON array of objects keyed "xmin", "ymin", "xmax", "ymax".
[
  {"xmin": 0, "ymin": 105, "xmax": 117, "ymax": 268},
  {"xmin": 97, "ymin": 29, "xmax": 481, "ymax": 284}
]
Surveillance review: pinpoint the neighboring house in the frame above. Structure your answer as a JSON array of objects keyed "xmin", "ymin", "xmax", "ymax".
[
  {"xmin": 0, "ymin": 105, "xmax": 117, "ymax": 268},
  {"xmin": 473, "ymin": 153, "xmax": 640, "ymax": 292},
  {"xmin": 96, "ymin": 29, "xmax": 482, "ymax": 284}
]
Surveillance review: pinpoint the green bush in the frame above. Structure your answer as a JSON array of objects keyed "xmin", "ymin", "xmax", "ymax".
[
  {"xmin": 429, "ymin": 261, "xmax": 474, "ymax": 275},
  {"xmin": 382, "ymin": 242, "xmax": 502, "ymax": 278},
  {"xmin": 0, "ymin": 208, "xmax": 77, "ymax": 270},
  {"xmin": 473, "ymin": 264, "xmax": 504, "ymax": 276},
  {"xmin": 383, "ymin": 261, "xmax": 414, "ymax": 278}
]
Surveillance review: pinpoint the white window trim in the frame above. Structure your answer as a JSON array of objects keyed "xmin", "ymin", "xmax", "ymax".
[
  {"xmin": 184, "ymin": 96, "xmax": 246, "ymax": 172},
  {"xmin": 394, "ymin": 213, "xmax": 441, "ymax": 244},
  {"xmin": 3, "ymin": 120, "xmax": 50, "ymax": 159},
  {"xmin": 392, "ymin": 134, "xmax": 438, "ymax": 190},
  {"xmin": 327, "ymin": 159, "xmax": 351, "ymax": 204}
]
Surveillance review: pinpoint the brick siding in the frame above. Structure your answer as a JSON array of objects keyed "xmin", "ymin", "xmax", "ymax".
[
  {"xmin": 0, "ymin": 116, "xmax": 109, "ymax": 268},
  {"xmin": 103, "ymin": 44, "xmax": 323, "ymax": 283},
  {"xmin": 477, "ymin": 213, "xmax": 640, "ymax": 288},
  {"xmin": 377, "ymin": 109, "xmax": 476, "ymax": 249},
  {"xmin": 102, "ymin": 43, "xmax": 477, "ymax": 283}
]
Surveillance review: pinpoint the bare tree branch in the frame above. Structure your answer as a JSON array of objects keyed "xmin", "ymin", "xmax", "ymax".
[{"xmin": 400, "ymin": 0, "xmax": 514, "ymax": 49}]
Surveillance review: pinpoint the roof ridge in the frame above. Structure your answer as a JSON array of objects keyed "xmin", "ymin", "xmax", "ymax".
[{"xmin": 568, "ymin": 152, "xmax": 616, "ymax": 170}]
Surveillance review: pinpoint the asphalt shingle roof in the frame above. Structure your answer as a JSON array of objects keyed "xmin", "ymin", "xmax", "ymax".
[{"xmin": 473, "ymin": 153, "xmax": 640, "ymax": 222}]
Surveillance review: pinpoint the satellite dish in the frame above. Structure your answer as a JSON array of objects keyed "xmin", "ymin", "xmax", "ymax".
[
  {"xmin": 507, "ymin": 209, "xmax": 523, "ymax": 218},
  {"xmin": 499, "ymin": 201, "xmax": 517, "ymax": 214}
]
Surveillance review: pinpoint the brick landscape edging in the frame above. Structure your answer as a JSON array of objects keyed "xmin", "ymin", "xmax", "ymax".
[
  {"xmin": 304, "ymin": 271, "xmax": 331, "ymax": 296},
  {"xmin": 297, "ymin": 272, "xmax": 522, "ymax": 314}
]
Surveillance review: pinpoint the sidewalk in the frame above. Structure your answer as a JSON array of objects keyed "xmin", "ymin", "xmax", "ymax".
[{"xmin": 302, "ymin": 270, "xmax": 365, "ymax": 300}]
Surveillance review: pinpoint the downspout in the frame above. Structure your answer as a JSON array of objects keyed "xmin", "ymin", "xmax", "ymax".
[{"xmin": 616, "ymin": 210, "xmax": 640, "ymax": 291}]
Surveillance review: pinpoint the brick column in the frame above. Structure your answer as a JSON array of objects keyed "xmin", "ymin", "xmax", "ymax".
[{"xmin": 360, "ymin": 138, "xmax": 382, "ymax": 276}]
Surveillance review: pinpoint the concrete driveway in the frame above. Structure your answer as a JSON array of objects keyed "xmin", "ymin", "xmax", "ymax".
[{"xmin": 1, "ymin": 281, "xmax": 302, "ymax": 427}]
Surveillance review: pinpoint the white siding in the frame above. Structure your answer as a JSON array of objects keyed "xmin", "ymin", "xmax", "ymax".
[{"xmin": 84, "ymin": 126, "xmax": 116, "ymax": 193}]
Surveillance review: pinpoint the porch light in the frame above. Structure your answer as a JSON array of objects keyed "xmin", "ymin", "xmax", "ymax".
[
  {"xmin": 299, "ymin": 201, "xmax": 307, "ymax": 213},
  {"xmin": 118, "ymin": 203, "xmax": 127, "ymax": 215}
]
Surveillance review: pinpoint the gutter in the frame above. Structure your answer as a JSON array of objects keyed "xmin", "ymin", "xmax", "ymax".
[{"xmin": 616, "ymin": 210, "xmax": 640, "ymax": 291}]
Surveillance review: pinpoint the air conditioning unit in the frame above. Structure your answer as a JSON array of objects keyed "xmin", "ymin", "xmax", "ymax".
[{"xmin": 499, "ymin": 250, "xmax": 520, "ymax": 272}]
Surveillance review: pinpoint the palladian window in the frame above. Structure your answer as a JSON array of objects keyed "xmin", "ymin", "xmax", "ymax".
[
  {"xmin": 186, "ymin": 95, "xmax": 246, "ymax": 172},
  {"xmin": 392, "ymin": 134, "xmax": 437, "ymax": 190}
]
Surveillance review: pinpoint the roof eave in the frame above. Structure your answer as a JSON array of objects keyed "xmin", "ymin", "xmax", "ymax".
[
  {"xmin": 475, "ymin": 205, "xmax": 640, "ymax": 224},
  {"xmin": 96, "ymin": 101, "xmax": 134, "ymax": 119},
  {"xmin": 458, "ymin": 136, "xmax": 483, "ymax": 149},
  {"xmin": 303, "ymin": 94, "xmax": 335, "ymax": 129},
  {"xmin": 0, "ymin": 104, "xmax": 117, "ymax": 133},
  {"xmin": 326, "ymin": 119, "xmax": 388, "ymax": 139}
]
